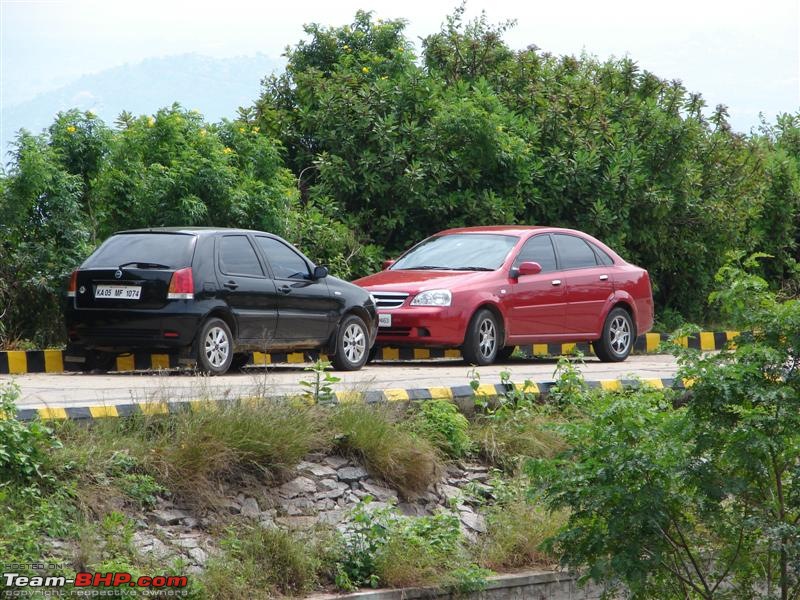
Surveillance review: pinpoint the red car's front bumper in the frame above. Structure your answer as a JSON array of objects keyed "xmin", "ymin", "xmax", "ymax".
[{"xmin": 375, "ymin": 306, "xmax": 469, "ymax": 347}]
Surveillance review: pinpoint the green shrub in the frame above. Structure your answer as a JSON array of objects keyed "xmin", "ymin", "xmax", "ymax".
[
  {"xmin": 410, "ymin": 399, "xmax": 472, "ymax": 458},
  {"xmin": 0, "ymin": 382, "xmax": 61, "ymax": 483},
  {"xmin": 336, "ymin": 501, "xmax": 483, "ymax": 590},
  {"xmin": 331, "ymin": 403, "xmax": 442, "ymax": 497}
]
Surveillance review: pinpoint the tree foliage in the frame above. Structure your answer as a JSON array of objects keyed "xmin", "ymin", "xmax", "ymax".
[
  {"xmin": 531, "ymin": 257, "xmax": 800, "ymax": 599},
  {"xmin": 2, "ymin": 8, "xmax": 800, "ymax": 345}
]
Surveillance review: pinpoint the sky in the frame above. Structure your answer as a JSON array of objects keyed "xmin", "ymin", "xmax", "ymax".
[{"xmin": 1, "ymin": 0, "xmax": 798, "ymax": 135}]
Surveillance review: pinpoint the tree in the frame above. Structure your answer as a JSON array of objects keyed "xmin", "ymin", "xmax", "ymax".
[{"xmin": 532, "ymin": 256, "xmax": 800, "ymax": 599}]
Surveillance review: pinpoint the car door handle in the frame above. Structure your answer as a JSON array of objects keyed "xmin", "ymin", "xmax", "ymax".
[
  {"xmin": 279, "ymin": 285, "xmax": 292, "ymax": 294},
  {"xmin": 551, "ymin": 279, "xmax": 561, "ymax": 286},
  {"xmin": 599, "ymin": 274, "xmax": 608, "ymax": 281},
  {"xmin": 223, "ymin": 280, "xmax": 239, "ymax": 290}
]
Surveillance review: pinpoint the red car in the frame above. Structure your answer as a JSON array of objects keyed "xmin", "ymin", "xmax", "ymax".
[{"xmin": 354, "ymin": 226, "xmax": 654, "ymax": 365}]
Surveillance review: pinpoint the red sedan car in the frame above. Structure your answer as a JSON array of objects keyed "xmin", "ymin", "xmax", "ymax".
[{"xmin": 354, "ymin": 226, "xmax": 654, "ymax": 365}]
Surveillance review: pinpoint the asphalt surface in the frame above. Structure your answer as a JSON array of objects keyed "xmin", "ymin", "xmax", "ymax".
[{"xmin": 3, "ymin": 354, "xmax": 680, "ymax": 409}]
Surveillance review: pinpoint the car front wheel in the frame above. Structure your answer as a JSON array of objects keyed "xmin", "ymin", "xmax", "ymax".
[
  {"xmin": 593, "ymin": 307, "xmax": 634, "ymax": 362},
  {"xmin": 197, "ymin": 318, "xmax": 234, "ymax": 375},
  {"xmin": 462, "ymin": 309, "xmax": 500, "ymax": 366},
  {"xmin": 331, "ymin": 314, "xmax": 370, "ymax": 371}
]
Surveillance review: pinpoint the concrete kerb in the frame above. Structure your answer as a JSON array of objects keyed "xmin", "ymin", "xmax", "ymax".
[
  {"xmin": 0, "ymin": 331, "xmax": 739, "ymax": 375},
  {"xmin": 10, "ymin": 376, "xmax": 683, "ymax": 422}
]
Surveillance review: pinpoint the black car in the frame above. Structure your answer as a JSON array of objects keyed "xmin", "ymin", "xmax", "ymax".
[{"xmin": 65, "ymin": 228, "xmax": 378, "ymax": 374}]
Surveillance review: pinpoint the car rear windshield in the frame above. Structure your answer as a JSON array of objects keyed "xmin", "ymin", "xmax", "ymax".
[
  {"xmin": 82, "ymin": 233, "xmax": 197, "ymax": 269},
  {"xmin": 391, "ymin": 233, "xmax": 518, "ymax": 271}
]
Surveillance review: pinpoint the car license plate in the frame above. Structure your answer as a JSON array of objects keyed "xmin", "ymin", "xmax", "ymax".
[
  {"xmin": 378, "ymin": 313, "xmax": 392, "ymax": 328},
  {"xmin": 95, "ymin": 285, "xmax": 142, "ymax": 300}
]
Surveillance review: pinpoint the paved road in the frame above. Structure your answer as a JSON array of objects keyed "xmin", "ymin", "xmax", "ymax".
[{"xmin": 2, "ymin": 355, "xmax": 680, "ymax": 409}]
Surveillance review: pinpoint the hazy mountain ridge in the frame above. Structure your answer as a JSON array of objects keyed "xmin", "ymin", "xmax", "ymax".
[{"xmin": 2, "ymin": 53, "xmax": 281, "ymax": 152}]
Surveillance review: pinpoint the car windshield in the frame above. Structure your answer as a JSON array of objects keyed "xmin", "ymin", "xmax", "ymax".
[
  {"xmin": 391, "ymin": 233, "xmax": 518, "ymax": 271},
  {"xmin": 82, "ymin": 233, "xmax": 197, "ymax": 269}
]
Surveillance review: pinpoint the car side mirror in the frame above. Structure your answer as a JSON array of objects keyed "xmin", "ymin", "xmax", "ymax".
[
  {"xmin": 312, "ymin": 265, "xmax": 328, "ymax": 280},
  {"xmin": 517, "ymin": 261, "xmax": 542, "ymax": 276},
  {"xmin": 382, "ymin": 259, "xmax": 395, "ymax": 270}
]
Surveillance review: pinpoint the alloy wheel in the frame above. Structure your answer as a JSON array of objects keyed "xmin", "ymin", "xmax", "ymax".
[
  {"xmin": 609, "ymin": 315, "xmax": 631, "ymax": 355},
  {"xmin": 342, "ymin": 322, "xmax": 367, "ymax": 364},
  {"xmin": 204, "ymin": 326, "xmax": 230, "ymax": 368}
]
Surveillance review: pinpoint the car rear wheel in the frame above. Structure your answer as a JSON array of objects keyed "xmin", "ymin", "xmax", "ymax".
[
  {"xmin": 593, "ymin": 307, "xmax": 634, "ymax": 362},
  {"xmin": 332, "ymin": 314, "xmax": 369, "ymax": 371},
  {"xmin": 462, "ymin": 309, "xmax": 500, "ymax": 366},
  {"xmin": 197, "ymin": 318, "xmax": 234, "ymax": 375}
]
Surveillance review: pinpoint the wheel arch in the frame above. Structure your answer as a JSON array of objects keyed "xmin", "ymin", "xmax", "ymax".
[
  {"xmin": 464, "ymin": 302, "xmax": 507, "ymax": 346},
  {"xmin": 326, "ymin": 305, "xmax": 373, "ymax": 355}
]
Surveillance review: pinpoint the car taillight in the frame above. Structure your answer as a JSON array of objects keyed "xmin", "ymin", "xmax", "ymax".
[
  {"xmin": 168, "ymin": 267, "xmax": 194, "ymax": 300},
  {"xmin": 67, "ymin": 271, "xmax": 78, "ymax": 298}
]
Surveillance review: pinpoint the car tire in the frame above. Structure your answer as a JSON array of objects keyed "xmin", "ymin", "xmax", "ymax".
[
  {"xmin": 462, "ymin": 309, "xmax": 501, "ymax": 366},
  {"xmin": 331, "ymin": 314, "xmax": 369, "ymax": 371},
  {"xmin": 496, "ymin": 346, "xmax": 516, "ymax": 361},
  {"xmin": 593, "ymin": 307, "xmax": 634, "ymax": 362},
  {"xmin": 196, "ymin": 318, "xmax": 234, "ymax": 375}
]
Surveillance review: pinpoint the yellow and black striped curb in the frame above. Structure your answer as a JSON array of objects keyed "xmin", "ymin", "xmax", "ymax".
[
  {"xmin": 11, "ymin": 376, "xmax": 683, "ymax": 421},
  {"xmin": 0, "ymin": 331, "xmax": 741, "ymax": 375}
]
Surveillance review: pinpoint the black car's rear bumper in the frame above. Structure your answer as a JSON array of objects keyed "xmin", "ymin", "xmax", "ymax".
[{"xmin": 64, "ymin": 303, "xmax": 205, "ymax": 352}]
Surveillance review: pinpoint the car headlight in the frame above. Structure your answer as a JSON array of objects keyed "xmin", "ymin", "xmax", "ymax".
[{"xmin": 411, "ymin": 289, "xmax": 452, "ymax": 307}]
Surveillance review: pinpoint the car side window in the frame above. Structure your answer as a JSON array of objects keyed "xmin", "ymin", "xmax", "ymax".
[
  {"xmin": 255, "ymin": 236, "xmax": 311, "ymax": 280},
  {"xmin": 589, "ymin": 242, "xmax": 615, "ymax": 266},
  {"xmin": 513, "ymin": 235, "xmax": 557, "ymax": 272},
  {"xmin": 554, "ymin": 234, "xmax": 598, "ymax": 270},
  {"xmin": 219, "ymin": 235, "xmax": 264, "ymax": 277}
]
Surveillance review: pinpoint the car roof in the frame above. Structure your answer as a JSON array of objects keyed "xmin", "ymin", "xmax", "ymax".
[
  {"xmin": 115, "ymin": 227, "xmax": 273, "ymax": 236},
  {"xmin": 436, "ymin": 225, "xmax": 584, "ymax": 236}
]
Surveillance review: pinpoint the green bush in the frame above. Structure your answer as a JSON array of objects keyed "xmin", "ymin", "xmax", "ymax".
[
  {"xmin": 335, "ymin": 501, "xmax": 485, "ymax": 590},
  {"xmin": 0, "ymin": 383, "xmax": 61, "ymax": 483},
  {"xmin": 411, "ymin": 399, "xmax": 472, "ymax": 458}
]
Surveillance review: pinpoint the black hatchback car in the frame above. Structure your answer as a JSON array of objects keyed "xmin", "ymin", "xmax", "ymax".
[{"xmin": 64, "ymin": 228, "xmax": 378, "ymax": 374}]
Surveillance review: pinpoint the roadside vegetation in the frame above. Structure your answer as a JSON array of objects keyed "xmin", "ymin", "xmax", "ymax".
[
  {"xmin": 2, "ymin": 259, "xmax": 797, "ymax": 597},
  {"xmin": 2, "ymin": 6, "xmax": 800, "ymax": 348}
]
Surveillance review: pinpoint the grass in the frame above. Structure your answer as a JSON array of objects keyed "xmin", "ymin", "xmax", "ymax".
[
  {"xmin": 330, "ymin": 403, "xmax": 443, "ymax": 497},
  {"xmin": 470, "ymin": 412, "xmax": 566, "ymax": 472},
  {"xmin": 201, "ymin": 523, "xmax": 337, "ymax": 599},
  {"xmin": 52, "ymin": 397, "xmax": 329, "ymax": 508},
  {"xmin": 477, "ymin": 497, "xmax": 567, "ymax": 569},
  {"xmin": 1, "ymin": 375, "xmax": 575, "ymax": 597}
]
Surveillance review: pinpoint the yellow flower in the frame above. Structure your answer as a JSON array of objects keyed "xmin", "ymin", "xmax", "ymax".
[
  {"xmin": 223, "ymin": 147, "xmax": 233, "ymax": 154},
  {"xmin": 147, "ymin": 117, "xmax": 155, "ymax": 127},
  {"xmin": 200, "ymin": 129, "xmax": 207, "ymax": 137},
  {"xmin": 397, "ymin": 47, "xmax": 404, "ymax": 52},
  {"xmin": 252, "ymin": 127, "xmax": 260, "ymax": 133},
  {"xmin": 362, "ymin": 66, "xmax": 370, "ymax": 74},
  {"xmin": 66, "ymin": 125, "xmax": 76, "ymax": 134},
  {"xmin": 381, "ymin": 75, "xmax": 388, "ymax": 80},
  {"xmin": 239, "ymin": 127, "xmax": 246, "ymax": 133}
]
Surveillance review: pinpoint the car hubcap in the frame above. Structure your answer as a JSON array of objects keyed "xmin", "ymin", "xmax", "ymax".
[
  {"xmin": 478, "ymin": 318, "xmax": 497, "ymax": 358},
  {"xmin": 343, "ymin": 323, "xmax": 366, "ymax": 364},
  {"xmin": 610, "ymin": 315, "xmax": 631, "ymax": 354},
  {"xmin": 204, "ymin": 326, "xmax": 230, "ymax": 368}
]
